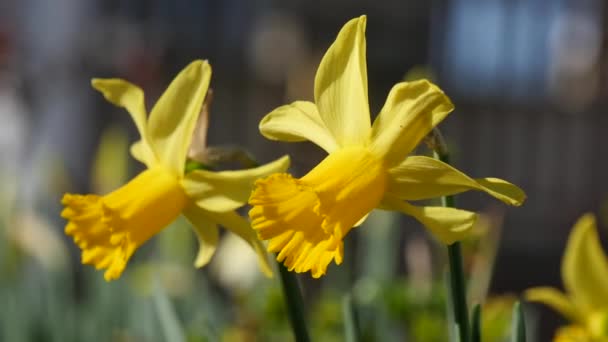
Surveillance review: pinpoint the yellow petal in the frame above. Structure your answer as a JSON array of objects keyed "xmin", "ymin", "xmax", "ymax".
[
  {"xmin": 525, "ymin": 287, "xmax": 581, "ymax": 323},
  {"xmin": 381, "ymin": 196, "xmax": 475, "ymax": 244},
  {"xmin": 148, "ymin": 60, "xmax": 211, "ymax": 174},
  {"xmin": 91, "ymin": 78, "xmax": 147, "ymax": 138},
  {"xmin": 129, "ymin": 140, "xmax": 156, "ymax": 168},
  {"xmin": 369, "ymin": 80, "xmax": 454, "ymax": 165},
  {"xmin": 354, "ymin": 213, "xmax": 370, "ymax": 227},
  {"xmin": 181, "ymin": 155, "xmax": 290, "ymax": 212},
  {"xmin": 259, "ymin": 101, "xmax": 339, "ymax": 153},
  {"xmin": 183, "ymin": 206, "xmax": 219, "ymax": 268},
  {"xmin": 61, "ymin": 167, "xmax": 188, "ymax": 281},
  {"xmin": 205, "ymin": 210, "xmax": 273, "ymax": 277},
  {"xmin": 553, "ymin": 325, "xmax": 592, "ymax": 342},
  {"xmin": 387, "ymin": 156, "xmax": 526, "ymax": 206},
  {"xmin": 249, "ymin": 173, "xmax": 344, "ymax": 278},
  {"xmin": 91, "ymin": 78, "xmax": 157, "ymax": 167},
  {"xmin": 249, "ymin": 147, "xmax": 388, "ymax": 277},
  {"xmin": 314, "ymin": 15, "xmax": 371, "ymax": 146},
  {"xmin": 562, "ymin": 214, "xmax": 608, "ymax": 311}
]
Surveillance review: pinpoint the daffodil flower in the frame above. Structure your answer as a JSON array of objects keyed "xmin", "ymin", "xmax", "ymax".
[
  {"xmin": 526, "ymin": 214, "xmax": 608, "ymax": 342},
  {"xmin": 61, "ymin": 60, "xmax": 290, "ymax": 281},
  {"xmin": 248, "ymin": 16, "xmax": 525, "ymax": 278}
]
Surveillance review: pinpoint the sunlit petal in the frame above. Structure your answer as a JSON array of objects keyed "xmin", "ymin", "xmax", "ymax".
[
  {"xmin": 388, "ymin": 156, "xmax": 525, "ymax": 206},
  {"xmin": 92, "ymin": 79, "xmax": 157, "ymax": 167},
  {"xmin": 370, "ymin": 80, "xmax": 453, "ymax": 165},
  {"xmin": 148, "ymin": 60, "xmax": 211, "ymax": 174},
  {"xmin": 129, "ymin": 140, "xmax": 156, "ymax": 168},
  {"xmin": 249, "ymin": 147, "xmax": 387, "ymax": 277},
  {"xmin": 314, "ymin": 15, "xmax": 371, "ymax": 146},
  {"xmin": 91, "ymin": 78, "xmax": 147, "ymax": 138},
  {"xmin": 183, "ymin": 206, "xmax": 220, "ymax": 268},
  {"xmin": 259, "ymin": 101, "xmax": 339, "ymax": 153},
  {"xmin": 562, "ymin": 214, "xmax": 608, "ymax": 311},
  {"xmin": 205, "ymin": 210, "xmax": 273, "ymax": 277},
  {"xmin": 553, "ymin": 325, "xmax": 591, "ymax": 342},
  {"xmin": 525, "ymin": 287, "xmax": 581, "ymax": 323},
  {"xmin": 61, "ymin": 167, "xmax": 188, "ymax": 281},
  {"xmin": 381, "ymin": 196, "xmax": 475, "ymax": 244},
  {"xmin": 182, "ymin": 155, "xmax": 290, "ymax": 212}
]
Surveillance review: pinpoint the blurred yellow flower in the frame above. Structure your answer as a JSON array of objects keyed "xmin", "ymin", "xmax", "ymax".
[
  {"xmin": 248, "ymin": 16, "xmax": 525, "ymax": 278},
  {"xmin": 554, "ymin": 325, "xmax": 600, "ymax": 342},
  {"xmin": 526, "ymin": 214, "xmax": 608, "ymax": 342},
  {"xmin": 62, "ymin": 60, "xmax": 290, "ymax": 281}
]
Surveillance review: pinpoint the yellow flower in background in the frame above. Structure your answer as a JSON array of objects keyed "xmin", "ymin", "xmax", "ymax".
[
  {"xmin": 248, "ymin": 15, "xmax": 525, "ymax": 278},
  {"xmin": 62, "ymin": 60, "xmax": 290, "ymax": 281},
  {"xmin": 526, "ymin": 214, "xmax": 608, "ymax": 342}
]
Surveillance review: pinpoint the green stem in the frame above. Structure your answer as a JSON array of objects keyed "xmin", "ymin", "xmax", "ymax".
[
  {"xmin": 277, "ymin": 260, "xmax": 310, "ymax": 342},
  {"xmin": 471, "ymin": 304, "xmax": 482, "ymax": 342},
  {"xmin": 433, "ymin": 143, "xmax": 470, "ymax": 342},
  {"xmin": 511, "ymin": 301, "xmax": 526, "ymax": 342},
  {"xmin": 447, "ymin": 242, "xmax": 470, "ymax": 342},
  {"xmin": 342, "ymin": 293, "xmax": 360, "ymax": 342}
]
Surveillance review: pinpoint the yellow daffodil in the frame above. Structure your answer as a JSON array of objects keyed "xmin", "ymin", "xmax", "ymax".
[
  {"xmin": 248, "ymin": 15, "xmax": 525, "ymax": 278},
  {"xmin": 526, "ymin": 214, "xmax": 608, "ymax": 342},
  {"xmin": 61, "ymin": 60, "xmax": 290, "ymax": 281}
]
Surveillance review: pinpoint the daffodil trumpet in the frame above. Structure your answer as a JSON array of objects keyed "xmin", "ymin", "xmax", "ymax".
[
  {"xmin": 62, "ymin": 60, "xmax": 290, "ymax": 281},
  {"xmin": 248, "ymin": 15, "xmax": 526, "ymax": 278},
  {"xmin": 526, "ymin": 214, "xmax": 608, "ymax": 342}
]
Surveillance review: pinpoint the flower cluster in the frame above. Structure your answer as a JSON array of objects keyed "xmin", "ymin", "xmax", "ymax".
[
  {"xmin": 59, "ymin": 13, "xmax": 608, "ymax": 342},
  {"xmin": 62, "ymin": 16, "xmax": 525, "ymax": 282}
]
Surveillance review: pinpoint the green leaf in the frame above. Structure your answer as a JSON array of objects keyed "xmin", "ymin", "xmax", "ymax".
[{"xmin": 153, "ymin": 279, "xmax": 186, "ymax": 342}]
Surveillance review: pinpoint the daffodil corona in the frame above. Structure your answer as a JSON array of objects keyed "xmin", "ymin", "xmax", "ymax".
[
  {"xmin": 526, "ymin": 214, "xmax": 608, "ymax": 342},
  {"xmin": 62, "ymin": 60, "xmax": 290, "ymax": 281},
  {"xmin": 249, "ymin": 16, "xmax": 525, "ymax": 278}
]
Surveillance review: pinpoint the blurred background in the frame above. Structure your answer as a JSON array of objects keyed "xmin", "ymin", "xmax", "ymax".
[{"xmin": 1, "ymin": 0, "xmax": 607, "ymax": 341}]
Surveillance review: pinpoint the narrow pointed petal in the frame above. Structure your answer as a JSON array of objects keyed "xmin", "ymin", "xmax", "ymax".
[
  {"xmin": 370, "ymin": 80, "xmax": 454, "ymax": 165},
  {"xmin": 562, "ymin": 214, "xmax": 608, "ymax": 311},
  {"xmin": 205, "ymin": 210, "xmax": 273, "ymax": 277},
  {"xmin": 314, "ymin": 15, "xmax": 371, "ymax": 146},
  {"xmin": 91, "ymin": 78, "xmax": 147, "ymax": 137},
  {"xmin": 129, "ymin": 140, "xmax": 156, "ymax": 168},
  {"xmin": 182, "ymin": 155, "xmax": 290, "ymax": 212},
  {"xmin": 553, "ymin": 325, "xmax": 590, "ymax": 342},
  {"xmin": 382, "ymin": 196, "xmax": 476, "ymax": 244},
  {"xmin": 259, "ymin": 101, "xmax": 339, "ymax": 153},
  {"xmin": 387, "ymin": 156, "xmax": 526, "ymax": 206},
  {"xmin": 148, "ymin": 60, "xmax": 211, "ymax": 174},
  {"xmin": 92, "ymin": 79, "xmax": 157, "ymax": 167},
  {"xmin": 525, "ymin": 287, "xmax": 581, "ymax": 323},
  {"xmin": 183, "ymin": 206, "xmax": 219, "ymax": 268}
]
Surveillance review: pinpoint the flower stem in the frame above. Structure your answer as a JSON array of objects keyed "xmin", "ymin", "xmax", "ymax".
[
  {"xmin": 431, "ymin": 129, "xmax": 470, "ymax": 342},
  {"xmin": 471, "ymin": 303, "xmax": 482, "ymax": 342},
  {"xmin": 342, "ymin": 293, "xmax": 361, "ymax": 342},
  {"xmin": 510, "ymin": 301, "xmax": 527, "ymax": 342},
  {"xmin": 277, "ymin": 260, "xmax": 310, "ymax": 342}
]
